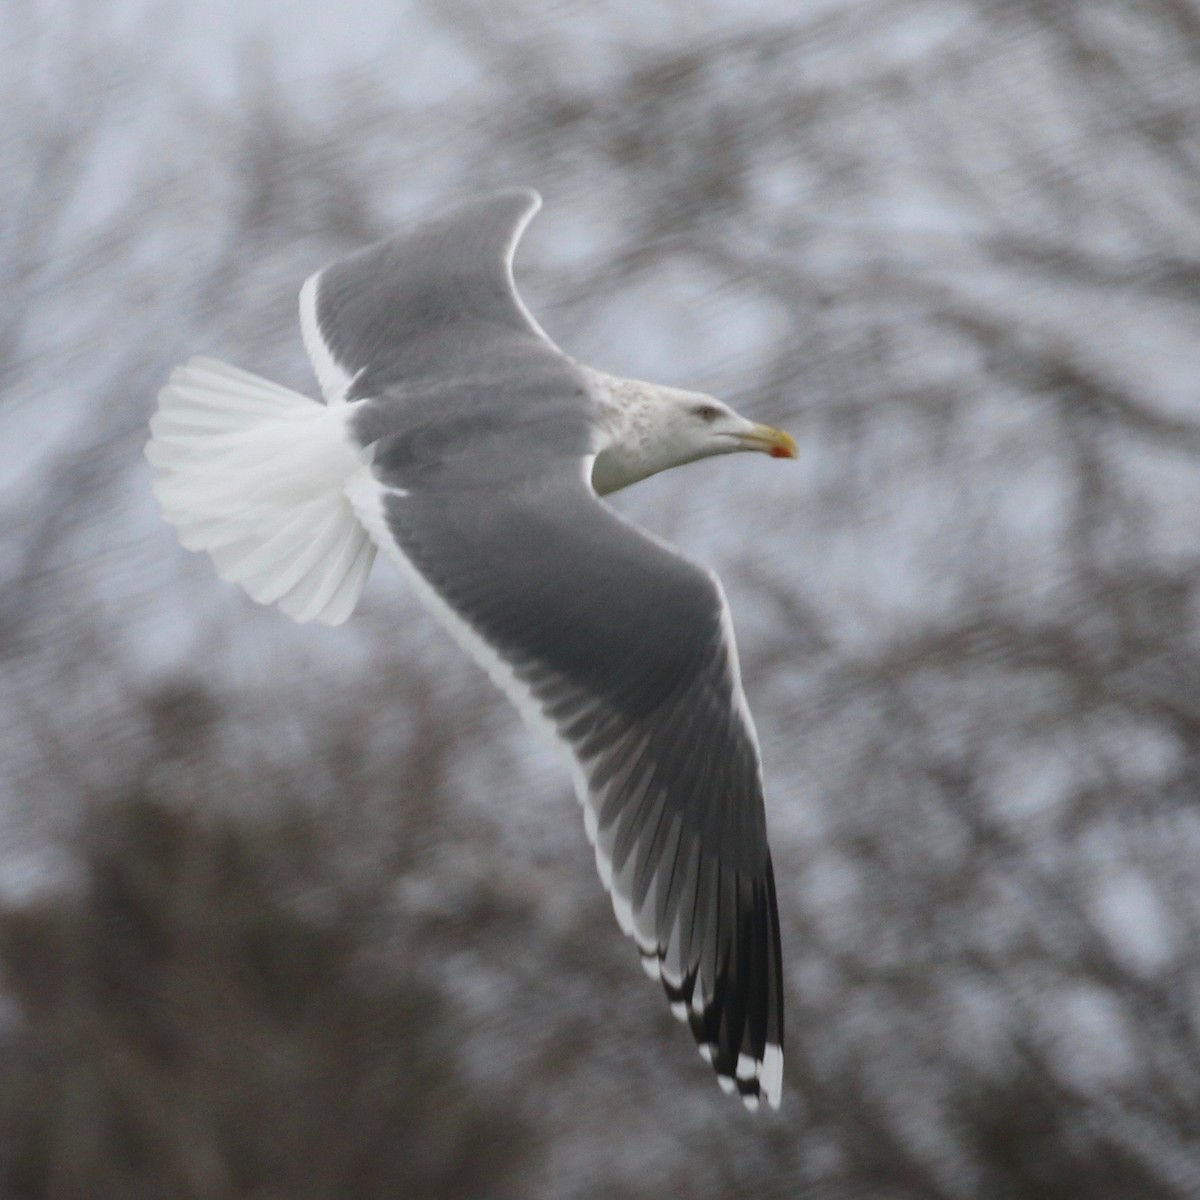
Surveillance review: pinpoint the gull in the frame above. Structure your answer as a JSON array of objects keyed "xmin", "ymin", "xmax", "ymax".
[{"xmin": 146, "ymin": 189, "xmax": 793, "ymax": 1109}]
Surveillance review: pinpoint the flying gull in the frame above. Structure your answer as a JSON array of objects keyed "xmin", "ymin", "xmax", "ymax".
[{"xmin": 146, "ymin": 189, "xmax": 793, "ymax": 1109}]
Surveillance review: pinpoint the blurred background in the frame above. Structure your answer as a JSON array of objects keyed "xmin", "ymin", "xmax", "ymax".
[{"xmin": 3, "ymin": 0, "xmax": 1200, "ymax": 1196}]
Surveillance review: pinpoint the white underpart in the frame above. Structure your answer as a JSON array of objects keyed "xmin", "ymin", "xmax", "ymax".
[
  {"xmin": 299, "ymin": 273, "xmax": 356, "ymax": 404},
  {"xmin": 146, "ymin": 357, "xmax": 376, "ymax": 625}
]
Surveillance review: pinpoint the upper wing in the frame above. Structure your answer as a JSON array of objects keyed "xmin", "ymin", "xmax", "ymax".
[
  {"xmin": 300, "ymin": 189, "xmax": 554, "ymax": 404},
  {"xmin": 347, "ymin": 457, "xmax": 785, "ymax": 1109}
]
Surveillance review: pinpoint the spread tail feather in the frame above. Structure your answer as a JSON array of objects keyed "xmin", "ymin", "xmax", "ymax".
[{"xmin": 147, "ymin": 357, "xmax": 375, "ymax": 625}]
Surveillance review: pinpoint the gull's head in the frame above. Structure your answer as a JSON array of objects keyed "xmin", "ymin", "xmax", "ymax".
[
  {"xmin": 664, "ymin": 389, "xmax": 798, "ymax": 465},
  {"xmin": 587, "ymin": 370, "xmax": 796, "ymax": 495}
]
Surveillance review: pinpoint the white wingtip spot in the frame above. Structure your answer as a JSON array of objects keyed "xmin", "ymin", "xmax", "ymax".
[
  {"xmin": 698, "ymin": 1043, "xmax": 714, "ymax": 1063},
  {"xmin": 736, "ymin": 1053, "xmax": 757, "ymax": 1081},
  {"xmin": 762, "ymin": 1043, "xmax": 784, "ymax": 1110},
  {"xmin": 640, "ymin": 955, "xmax": 660, "ymax": 981},
  {"xmin": 670, "ymin": 1001, "xmax": 688, "ymax": 1022},
  {"xmin": 742, "ymin": 1094, "xmax": 760, "ymax": 1113},
  {"xmin": 717, "ymin": 1075, "xmax": 736, "ymax": 1096}
]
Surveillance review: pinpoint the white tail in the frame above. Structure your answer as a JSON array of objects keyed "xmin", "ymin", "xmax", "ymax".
[{"xmin": 146, "ymin": 357, "xmax": 376, "ymax": 625}]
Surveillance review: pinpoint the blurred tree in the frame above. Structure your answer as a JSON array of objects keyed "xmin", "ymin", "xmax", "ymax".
[
  {"xmin": 2, "ymin": 0, "xmax": 1200, "ymax": 1197},
  {"xmin": 0, "ymin": 785, "xmax": 535, "ymax": 1199}
]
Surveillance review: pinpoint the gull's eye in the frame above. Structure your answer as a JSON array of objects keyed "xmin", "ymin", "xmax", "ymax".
[{"xmin": 693, "ymin": 404, "xmax": 719, "ymax": 422}]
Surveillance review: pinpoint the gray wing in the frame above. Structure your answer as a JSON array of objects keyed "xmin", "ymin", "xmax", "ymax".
[
  {"xmin": 301, "ymin": 188, "xmax": 554, "ymax": 402},
  {"xmin": 350, "ymin": 439, "xmax": 785, "ymax": 1109}
]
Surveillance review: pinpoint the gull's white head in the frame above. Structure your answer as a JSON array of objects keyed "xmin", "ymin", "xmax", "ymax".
[{"xmin": 585, "ymin": 370, "xmax": 797, "ymax": 496}]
